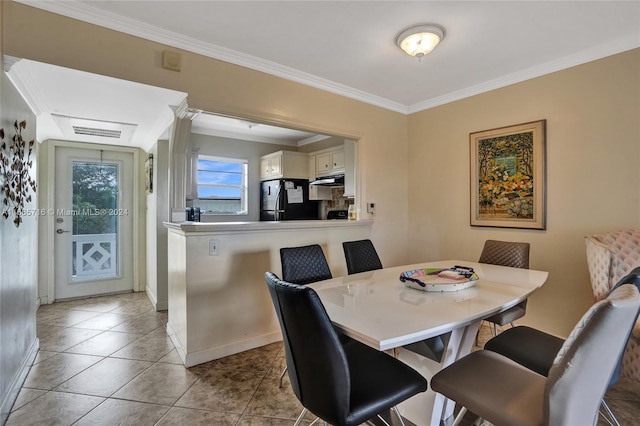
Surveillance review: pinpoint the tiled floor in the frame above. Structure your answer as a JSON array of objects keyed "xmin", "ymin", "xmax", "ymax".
[{"xmin": 7, "ymin": 292, "xmax": 640, "ymax": 426}]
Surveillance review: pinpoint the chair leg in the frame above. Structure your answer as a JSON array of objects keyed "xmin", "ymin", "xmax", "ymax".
[
  {"xmin": 492, "ymin": 323, "xmax": 498, "ymax": 336},
  {"xmin": 509, "ymin": 321, "xmax": 516, "ymax": 328},
  {"xmin": 392, "ymin": 405, "xmax": 406, "ymax": 426},
  {"xmin": 279, "ymin": 366, "xmax": 288, "ymax": 388},
  {"xmin": 452, "ymin": 407, "xmax": 467, "ymax": 426},
  {"xmin": 376, "ymin": 414, "xmax": 392, "ymax": 426},
  {"xmin": 375, "ymin": 407, "xmax": 406, "ymax": 426},
  {"xmin": 293, "ymin": 408, "xmax": 308, "ymax": 426},
  {"xmin": 600, "ymin": 399, "xmax": 621, "ymax": 426}
]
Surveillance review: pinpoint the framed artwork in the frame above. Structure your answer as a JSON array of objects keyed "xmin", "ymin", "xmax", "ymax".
[
  {"xmin": 145, "ymin": 153, "xmax": 153, "ymax": 193},
  {"xmin": 470, "ymin": 120, "xmax": 546, "ymax": 229}
]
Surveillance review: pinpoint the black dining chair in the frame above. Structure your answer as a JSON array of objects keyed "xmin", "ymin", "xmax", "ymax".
[
  {"xmin": 484, "ymin": 268, "xmax": 640, "ymax": 426},
  {"xmin": 280, "ymin": 244, "xmax": 333, "ymax": 284},
  {"xmin": 342, "ymin": 239, "xmax": 383, "ymax": 275},
  {"xmin": 265, "ymin": 272, "xmax": 428, "ymax": 426},
  {"xmin": 479, "ymin": 240, "xmax": 531, "ymax": 336},
  {"xmin": 278, "ymin": 244, "xmax": 333, "ymax": 387},
  {"xmin": 431, "ymin": 284, "xmax": 640, "ymax": 426}
]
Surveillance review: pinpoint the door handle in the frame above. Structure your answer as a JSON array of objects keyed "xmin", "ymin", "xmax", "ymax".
[{"xmin": 56, "ymin": 229, "xmax": 70, "ymax": 234}]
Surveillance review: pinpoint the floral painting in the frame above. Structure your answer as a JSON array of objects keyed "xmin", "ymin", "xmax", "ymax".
[{"xmin": 470, "ymin": 120, "xmax": 546, "ymax": 229}]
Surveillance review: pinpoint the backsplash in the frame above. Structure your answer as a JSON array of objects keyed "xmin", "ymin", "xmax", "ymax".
[{"xmin": 320, "ymin": 187, "xmax": 354, "ymax": 218}]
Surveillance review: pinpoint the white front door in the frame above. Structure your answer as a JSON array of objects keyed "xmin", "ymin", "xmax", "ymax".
[{"xmin": 54, "ymin": 146, "xmax": 134, "ymax": 299}]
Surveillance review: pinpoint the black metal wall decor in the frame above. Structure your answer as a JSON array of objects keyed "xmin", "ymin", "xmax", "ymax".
[{"xmin": 0, "ymin": 120, "xmax": 37, "ymax": 227}]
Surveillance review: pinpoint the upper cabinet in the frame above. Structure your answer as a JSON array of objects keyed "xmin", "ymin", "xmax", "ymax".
[
  {"xmin": 307, "ymin": 141, "xmax": 356, "ymax": 198},
  {"xmin": 260, "ymin": 151, "xmax": 309, "ymax": 180},
  {"xmin": 314, "ymin": 147, "xmax": 345, "ymax": 176}
]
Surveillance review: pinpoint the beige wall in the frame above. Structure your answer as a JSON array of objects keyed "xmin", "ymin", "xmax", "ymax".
[
  {"xmin": 0, "ymin": 0, "xmax": 39, "ymax": 418},
  {"xmin": 2, "ymin": 1, "xmax": 410, "ymax": 266},
  {"xmin": 407, "ymin": 49, "xmax": 640, "ymax": 337},
  {"xmin": 5, "ymin": 2, "xmax": 639, "ymax": 338}
]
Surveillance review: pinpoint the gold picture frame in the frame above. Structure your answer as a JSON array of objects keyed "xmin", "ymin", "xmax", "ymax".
[{"xmin": 470, "ymin": 120, "xmax": 546, "ymax": 229}]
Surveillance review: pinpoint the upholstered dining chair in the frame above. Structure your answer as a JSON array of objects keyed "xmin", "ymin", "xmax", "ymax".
[
  {"xmin": 278, "ymin": 244, "xmax": 333, "ymax": 387},
  {"xmin": 484, "ymin": 269, "xmax": 640, "ymax": 426},
  {"xmin": 479, "ymin": 240, "xmax": 531, "ymax": 336},
  {"xmin": 280, "ymin": 244, "xmax": 333, "ymax": 285},
  {"xmin": 586, "ymin": 229, "xmax": 640, "ymax": 380},
  {"xmin": 265, "ymin": 272, "xmax": 428, "ymax": 426},
  {"xmin": 431, "ymin": 284, "xmax": 640, "ymax": 426},
  {"xmin": 342, "ymin": 239, "xmax": 383, "ymax": 275}
]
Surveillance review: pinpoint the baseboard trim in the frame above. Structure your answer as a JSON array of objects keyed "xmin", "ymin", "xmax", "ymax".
[
  {"xmin": 184, "ymin": 332, "xmax": 283, "ymax": 367},
  {"xmin": 166, "ymin": 323, "xmax": 282, "ymax": 368},
  {"xmin": 0, "ymin": 337, "xmax": 39, "ymax": 425},
  {"xmin": 145, "ymin": 287, "xmax": 168, "ymax": 311},
  {"xmin": 165, "ymin": 321, "xmax": 187, "ymax": 365}
]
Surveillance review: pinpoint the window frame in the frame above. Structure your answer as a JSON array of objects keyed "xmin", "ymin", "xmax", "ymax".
[{"xmin": 195, "ymin": 154, "xmax": 248, "ymax": 215}]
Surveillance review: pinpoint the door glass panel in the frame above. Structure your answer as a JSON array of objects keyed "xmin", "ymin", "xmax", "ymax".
[{"xmin": 71, "ymin": 161, "xmax": 119, "ymax": 281}]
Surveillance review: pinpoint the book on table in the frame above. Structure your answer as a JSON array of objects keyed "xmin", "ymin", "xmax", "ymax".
[{"xmin": 399, "ymin": 266, "xmax": 479, "ymax": 292}]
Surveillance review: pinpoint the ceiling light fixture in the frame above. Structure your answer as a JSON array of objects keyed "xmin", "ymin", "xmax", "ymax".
[{"xmin": 395, "ymin": 24, "xmax": 445, "ymax": 60}]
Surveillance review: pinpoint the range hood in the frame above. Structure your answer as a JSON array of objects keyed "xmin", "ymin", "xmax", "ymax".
[{"xmin": 310, "ymin": 174, "xmax": 345, "ymax": 186}]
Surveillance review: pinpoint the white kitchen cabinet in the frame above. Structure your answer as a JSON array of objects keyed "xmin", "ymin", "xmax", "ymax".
[
  {"xmin": 308, "ymin": 155, "xmax": 316, "ymax": 181},
  {"xmin": 260, "ymin": 151, "xmax": 308, "ymax": 180},
  {"xmin": 315, "ymin": 148, "xmax": 345, "ymax": 176}
]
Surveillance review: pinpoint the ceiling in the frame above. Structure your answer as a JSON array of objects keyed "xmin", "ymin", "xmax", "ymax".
[{"xmin": 7, "ymin": 1, "xmax": 640, "ymax": 149}]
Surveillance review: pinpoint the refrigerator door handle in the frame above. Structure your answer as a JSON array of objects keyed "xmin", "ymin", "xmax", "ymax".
[{"xmin": 274, "ymin": 186, "xmax": 282, "ymax": 221}]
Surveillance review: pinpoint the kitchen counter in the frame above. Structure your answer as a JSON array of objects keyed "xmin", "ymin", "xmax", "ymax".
[
  {"xmin": 163, "ymin": 219, "xmax": 372, "ymax": 367},
  {"xmin": 164, "ymin": 219, "xmax": 372, "ymax": 233}
]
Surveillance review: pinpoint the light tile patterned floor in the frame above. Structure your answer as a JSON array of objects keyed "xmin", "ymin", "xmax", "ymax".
[{"xmin": 7, "ymin": 292, "xmax": 640, "ymax": 425}]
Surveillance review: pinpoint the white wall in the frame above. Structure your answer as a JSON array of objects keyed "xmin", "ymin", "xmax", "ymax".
[
  {"xmin": 145, "ymin": 139, "xmax": 169, "ymax": 310},
  {"xmin": 0, "ymin": 51, "xmax": 39, "ymax": 423}
]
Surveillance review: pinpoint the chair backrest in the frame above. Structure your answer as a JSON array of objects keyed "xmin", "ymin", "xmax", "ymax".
[
  {"xmin": 606, "ymin": 267, "xmax": 640, "ymax": 386},
  {"xmin": 585, "ymin": 229, "xmax": 640, "ymax": 301},
  {"xmin": 544, "ymin": 284, "xmax": 640, "ymax": 426},
  {"xmin": 280, "ymin": 244, "xmax": 332, "ymax": 284},
  {"xmin": 265, "ymin": 272, "xmax": 350, "ymax": 424},
  {"xmin": 479, "ymin": 240, "xmax": 530, "ymax": 269},
  {"xmin": 342, "ymin": 239, "xmax": 383, "ymax": 275}
]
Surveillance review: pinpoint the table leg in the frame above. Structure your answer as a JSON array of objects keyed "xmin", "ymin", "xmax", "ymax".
[{"xmin": 431, "ymin": 321, "xmax": 481, "ymax": 425}]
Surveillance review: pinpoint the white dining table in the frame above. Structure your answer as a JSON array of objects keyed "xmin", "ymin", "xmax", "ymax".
[{"xmin": 307, "ymin": 260, "xmax": 549, "ymax": 426}]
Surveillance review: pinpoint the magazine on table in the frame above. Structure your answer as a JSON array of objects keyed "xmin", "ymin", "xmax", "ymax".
[{"xmin": 399, "ymin": 266, "xmax": 479, "ymax": 292}]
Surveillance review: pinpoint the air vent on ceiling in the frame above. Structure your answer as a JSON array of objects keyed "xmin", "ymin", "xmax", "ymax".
[
  {"xmin": 72, "ymin": 126, "xmax": 122, "ymax": 138},
  {"xmin": 51, "ymin": 114, "xmax": 137, "ymax": 144}
]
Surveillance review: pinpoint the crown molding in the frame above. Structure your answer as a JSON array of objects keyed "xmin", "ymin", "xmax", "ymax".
[
  {"xmin": 407, "ymin": 33, "xmax": 640, "ymax": 114},
  {"xmin": 15, "ymin": 1, "xmax": 640, "ymax": 117},
  {"xmin": 4, "ymin": 56, "xmax": 50, "ymax": 116},
  {"xmin": 17, "ymin": 0, "xmax": 409, "ymax": 114}
]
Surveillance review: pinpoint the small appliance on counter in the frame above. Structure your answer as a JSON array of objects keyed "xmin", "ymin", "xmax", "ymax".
[
  {"xmin": 185, "ymin": 207, "xmax": 201, "ymax": 222},
  {"xmin": 327, "ymin": 210, "xmax": 348, "ymax": 220}
]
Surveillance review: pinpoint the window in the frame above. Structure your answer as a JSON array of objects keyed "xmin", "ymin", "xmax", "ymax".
[{"xmin": 195, "ymin": 155, "xmax": 248, "ymax": 215}]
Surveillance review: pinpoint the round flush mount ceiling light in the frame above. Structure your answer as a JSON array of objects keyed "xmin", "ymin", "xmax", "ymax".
[{"xmin": 395, "ymin": 24, "xmax": 445, "ymax": 60}]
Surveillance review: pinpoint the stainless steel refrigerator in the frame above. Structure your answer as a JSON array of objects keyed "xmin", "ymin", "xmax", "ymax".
[{"xmin": 260, "ymin": 179, "xmax": 319, "ymax": 221}]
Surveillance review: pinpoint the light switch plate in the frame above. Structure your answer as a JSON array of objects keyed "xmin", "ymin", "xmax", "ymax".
[{"xmin": 209, "ymin": 239, "xmax": 220, "ymax": 256}]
